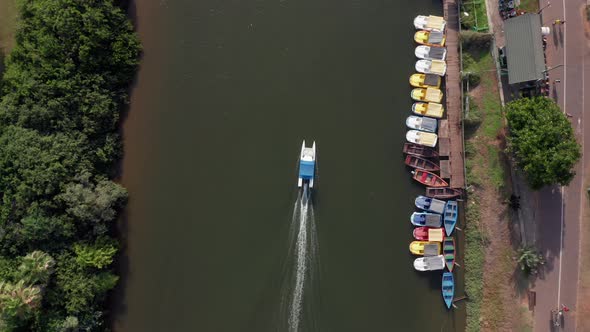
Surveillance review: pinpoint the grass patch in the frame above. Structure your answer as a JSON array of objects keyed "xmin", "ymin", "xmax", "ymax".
[
  {"xmin": 461, "ymin": 0, "xmax": 489, "ymax": 32},
  {"xmin": 519, "ymin": 0, "xmax": 540, "ymax": 13},
  {"xmin": 462, "ymin": 41, "xmax": 512, "ymax": 331}
]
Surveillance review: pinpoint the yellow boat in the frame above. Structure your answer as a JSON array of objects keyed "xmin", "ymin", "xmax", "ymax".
[
  {"xmin": 409, "ymin": 241, "xmax": 441, "ymax": 256},
  {"xmin": 412, "ymin": 102, "xmax": 444, "ymax": 119},
  {"xmin": 409, "ymin": 73, "xmax": 441, "ymax": 88},
  {"xmin": 414, "ymin": 30, "xmax": 446, "ymax": 47},
  {"xmin": 411, "ymin": 87, "xmax": 443, "ymax": 103}
]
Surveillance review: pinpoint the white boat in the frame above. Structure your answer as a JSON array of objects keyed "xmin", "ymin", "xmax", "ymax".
[
  {"xmin": 413, "ymin": 255, "xmax": 446, "ymax": 271},
  {"xmin": 298, "ymin": 140, "xmax": 316, "ymax": 189},
  {"xmin": 415, "ymin": 60, "xmax": 447, "ymax": 76},
  {"xmin": 415, "ymin": 45, "xmax": 447, "ymax": 60},
  {"xmin": 413, "ymin": 15, "xmax": 446, "ymax": 31},
  {"xmin": 406, "ymin": 130, "xmax": 438, "ymax": 147},
  {"xmin": 405, "ymin": 115, "xmax": 438, "ymax": 133}
]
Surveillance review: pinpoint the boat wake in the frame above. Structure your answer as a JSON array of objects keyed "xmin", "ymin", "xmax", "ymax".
[{"xmin": 279, "ymin": 187, "xmax": 319, "ymax": 332}]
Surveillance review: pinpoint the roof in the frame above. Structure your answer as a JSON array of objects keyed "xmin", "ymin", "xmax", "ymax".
[
  {"xmin": 424, "ymin": 214, "xmax": 442, "ymax": 227},
  {"xmin": 424, "ymin": 243, "xmax": 440, "ymax": 256},
  {"xmin": 428, "ymin": 47, "xmax": 446, "ymax": 60},
  {"xmin": 428, "ymin": 228, "xmax": 444, "ymax": 242},
  {"xmin": 426, "ymin": 16, "xmax": 445, "ymax": 30},
  {"xmin": 424, "ymin": 74, "xmax": 440, "ymax": 86},
  {"xmin": 420, "ymin": 117, "xmax": 438, "ymax": 132},
  {"xmin": 428, "ymin": 31, "xmax": 444, "ymax": 43},
  {"xmin": 299, "ymin": 160, "xmax": 315, "ymax": 179},
  {"xmin": 504, "ymin": 14, "xmax": 545, "ymax": 84},
  {"xmin": 422, "ymin": 255, "xmax": 445, "ymax": 269}
]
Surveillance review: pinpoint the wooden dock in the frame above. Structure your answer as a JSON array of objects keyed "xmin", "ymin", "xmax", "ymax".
[{"xmin": 442, "ymin": 0, "xmax": 466, "ymax": 188}]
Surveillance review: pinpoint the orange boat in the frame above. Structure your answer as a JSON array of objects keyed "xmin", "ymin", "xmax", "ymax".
[{"xmin": 412, "ymin": 169, "xmax": 448, "ymax": 187}]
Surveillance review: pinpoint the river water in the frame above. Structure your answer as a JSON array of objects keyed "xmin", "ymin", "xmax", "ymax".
[{"xmin": 116, "ymin": 0, "xmax": 464, "ymax": 331}]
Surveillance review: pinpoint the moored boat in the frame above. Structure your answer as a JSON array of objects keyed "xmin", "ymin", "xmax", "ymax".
[
  {"xmin": 409, "ymin": 73, "xmax": 441, "ymax": 88},
  {"xmin": 426, "ymin": 187, "xmax": 463, "ymax": 199},
  {"xmin": 443, "ymin": 236, "xmax": 455, "ymax": 271},
  {"xmin": 412, "ymin": 226, "xmax": 444, "ymax": 241},
  {"xmin": 411, "ymin": 212, "xmax": 443, "ymax": 227},
  {"xmin": 403, "ymin": 142, "xmax": 439, "ymax": 158},
  {"xmin": 412, "ymin": 102, "xmax": 444, "ymax": 119},
  {"xmin": 405, "ymin": 155, "xmax": 440, "ymax": 172},
  {"xmin": 409, "ymin": 241, "xmax": 441, "ymax": 256},
  {"xmin": 443, "ymin": 200, "xmax": 458, "ymax": 236},
  {"xmin": 406, "ymin": 130, "xmax": 438, "ymax": 148},
  {"xmin": 412, "ymin": 169, "xmax": 449, "ymax": 187},
  {"xmin": 411, "ymin": 87, "xmax": 443, "ymax": 103},
  {"xmin": 414, "ymin": 30, "xmax": 446, "ymax": 47},
  {"xmin": 413, "ymin": 255, "xmax": 445, "ymax": 271},
  {"xmin": 415, "ymin": 195, "xmax": 446, "ymax": 214},
  {"xmin": 442, "ymin": 272, "xmax": 455, "ymax": 309},
  {"xmin": 415, "ymin": 59, "xmax": 447, "ymax": 76},
  {"xmin": 405, "ymin": 115, "xmax": 438, "ymax": 133},
  {"xmin": 415, "ymin": 45, "xmax": 447, "ymax": 60},
  {"xmin": 298, "ymin": 140, "xmax": 316, "ymax": 190},
  {"xmin": 413, "ymin": 15, "xmax": 446, "ymax": 31}
]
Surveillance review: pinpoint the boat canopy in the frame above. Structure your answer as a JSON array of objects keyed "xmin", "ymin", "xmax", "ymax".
[
  {"xmin": 425, "ymin": 16, "xmax": 445, "ymax": 30},
  {"xmin": 416, "ymin": 131, "xmax": 437, "ymax": 147},
  {"xmin": 425, "ymin": 87, "xmax": 442, "ymax": 101},
  {"xmin": 428, "ymin": 228, "xmax": 444, "ymax": 242},
  {"xmin": 422, "ymin": 255, "xmax": 445, "ymax": 269},
  {"xmin": 299, "ymin": 160, "xmax": 315, "ymax": 179},
  {"xmin": 424, "ymin": 74, "xmax": 440, "ymax": 86},
  {"xmin": 424, "ymin": 243, "xmax": 440, "ymax": 256},
  {"xmin": 429, "ymin": 61, "xmax": 446, "ymax": 75},
  {"xmin": 429, "ymin": 199, "xmax": 446, "ymax": 214},
  {"xmin": 420, "ymin": 116, "xmax": 438, "ymax": 132},
  {"xmin": 424, "ymin": 214, "xmax": 442, "ymax": 227},
  {"xmin": 428, "ymin": 31, "xmax": 444, "ymax": 44},
  {"xmin": 427, "ymin": 47, "xmax": 446, "ymax": 60}
]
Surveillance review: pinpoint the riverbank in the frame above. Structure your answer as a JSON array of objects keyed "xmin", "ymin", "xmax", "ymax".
[{"xmin": 0, "ymin": 1, "xmax": 140, "ymax": 330}]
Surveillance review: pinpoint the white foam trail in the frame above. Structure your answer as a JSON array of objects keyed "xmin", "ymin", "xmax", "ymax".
[{"xmin": 288, "ymin": 197, "xmax": 309, "ymax": 332}]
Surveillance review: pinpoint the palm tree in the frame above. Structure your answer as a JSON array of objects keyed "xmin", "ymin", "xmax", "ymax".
[
  {"xmin": 517, "ymin": 246, "xmax": 545, "ymax": 275},
  {"xmin": 17, "ymin": 251, "xmax": 55, "ymax": 285},
  {"xmin": 0, "ymin": 280, "xmax": 41, "ymax": 323}
]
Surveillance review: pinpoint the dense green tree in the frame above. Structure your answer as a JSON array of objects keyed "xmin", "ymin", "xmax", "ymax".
[
  {"xmin": 0, "ymin": 0, "xmax": 139, "ymax": 329},
  {"xmin": 505, "ymin": 97, "xmax": 581, "ymax": 189},
  {"xmin": 57, "ymin": 171, "xmax": 127, "ymax": 237}
]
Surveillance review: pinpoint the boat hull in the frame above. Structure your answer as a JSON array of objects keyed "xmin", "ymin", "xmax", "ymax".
[
  {"xmin": 443, "ymin": 236, "xmax": 455, "ymax": 272},
  {"xmin": 412, "ymin": 169, "xmax": 448, "ymax": 187},
  {"xmin": 426, "ymin": 187, "xmax": 462, "ymax": 199},
  {"xmin": 405, "ymin": 155, "xmax": 440, "ymax": 172},
  {"xmin": 442, "ymin": 272, "xmax": 455, "ymax": 309},
  {"xmin": 403, "ymin": 142, "xmax": 439, "ymax": 158}
]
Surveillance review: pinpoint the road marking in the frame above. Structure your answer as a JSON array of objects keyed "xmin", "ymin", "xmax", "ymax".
[
  {"xmin": 556, "ymin": 0, "xmax": 567, "ymax": 309},
  {"xmin": 558, "ymin": 186, "xmax": 564, "ymax": 307}
]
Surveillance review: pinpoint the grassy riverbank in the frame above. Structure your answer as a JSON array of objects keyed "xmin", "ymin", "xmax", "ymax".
[{"xmin": 462, "ymin": 45, "xmax": 530, "ymax": 330}]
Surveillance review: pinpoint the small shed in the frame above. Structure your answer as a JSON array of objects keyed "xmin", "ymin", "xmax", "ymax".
[{"xmin": 504, "ymin": 14, "xmax": 546, "ymax": 84}]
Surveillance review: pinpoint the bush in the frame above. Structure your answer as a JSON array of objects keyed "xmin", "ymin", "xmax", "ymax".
[
  {"xmin": 464, "ymin": 95, "xmax": 482, "ymax": 130},
  {"xmin": 461, "ymin": 31, "xmax": 493, "ymax": 51}
]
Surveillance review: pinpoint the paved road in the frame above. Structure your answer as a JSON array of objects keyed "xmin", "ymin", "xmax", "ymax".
[{"xmin": 534, "ymin": 0, "xmax": 590, "ymax": 331}]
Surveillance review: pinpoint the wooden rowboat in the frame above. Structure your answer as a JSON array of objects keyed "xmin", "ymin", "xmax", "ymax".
[
  {"xmin": 412, "ymin": 170, "xmax": 448, "ymax": 187},
  {"xmin": 403, "ymin": 143, "xmax": 439, "ymax": 158},
  {"xmin": 405, "ymin": 155, "xmax": 440, "ymax": 172},
  {"xmin": 425, "ymin": 187, "xmax": 462, "ymax": 199},
  {"xmin": 443, "ymin": 237, "xmax": 455, "ymax": 272}
]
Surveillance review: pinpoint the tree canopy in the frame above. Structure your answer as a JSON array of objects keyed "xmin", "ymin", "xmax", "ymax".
[
  {"xmin": 505, "ymin": 97, "xmax": 581, "ymax": 189},
  {"xmin": 0, "ymin": 0, "xmax": 140, "ymax": 330}
]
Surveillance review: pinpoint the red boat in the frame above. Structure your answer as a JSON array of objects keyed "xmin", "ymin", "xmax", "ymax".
[
  {"xmin": 412, "ymin": 169, "xmax": 448, "ymax": 187},
  {"xmin": 413, "ymin": 227, "xmax": 445, "ymax": 241}
]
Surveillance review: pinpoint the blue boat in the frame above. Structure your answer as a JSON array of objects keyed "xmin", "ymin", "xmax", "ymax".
[
  {"xmin": 414, "ymin": 195, "xmax": 446, "ymax": 214},
  {"xmin": 410, "ymin": 212, "xmax": 442, "ymax": 227},
  {"xmin": 443, "ymin": 200, "xmax": 458, "ymax": 236},
  {"xmin": 442, "ymin": 272, "xmax": 454, "ymax": 309},
  {"xmin": 298, "ymin": 140, "xmax": 316, "ymax": 190}
]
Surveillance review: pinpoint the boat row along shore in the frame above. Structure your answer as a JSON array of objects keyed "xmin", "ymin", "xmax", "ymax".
[{"xmin": 406, "ymin": 14, "xmax": 461, "ymax": 310}]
